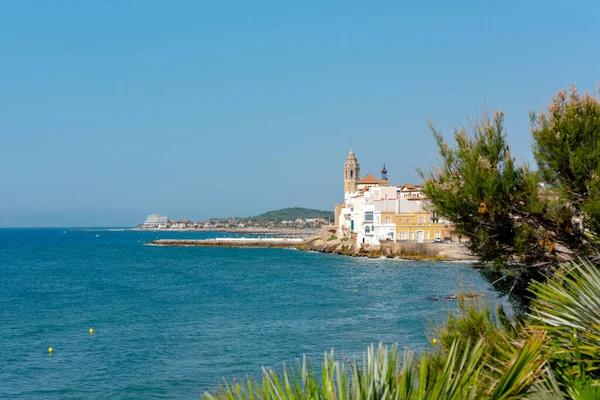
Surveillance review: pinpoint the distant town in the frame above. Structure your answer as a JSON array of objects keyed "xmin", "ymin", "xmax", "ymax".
[
  {"xmin": 145, "ymin": 148, "xmax": 468, "ymax": 259},
  {"xmin": 334, "ymin": 147, "xmax": 458, "ymax": 246},
  {"xmin": 136, "ymin": 207, "xmax": 333, "ymax": 232},
  {"xmin": 138, "ymin": 147, "xmax": 460, "ymax": 245}
]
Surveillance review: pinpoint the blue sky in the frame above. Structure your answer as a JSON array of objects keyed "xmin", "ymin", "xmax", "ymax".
[{"xmin": 1, "ymin": 1, "xmax": 599, "ymax": 227}]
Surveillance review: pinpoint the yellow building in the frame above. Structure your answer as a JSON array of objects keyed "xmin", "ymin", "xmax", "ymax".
[
  {"xmin": 335, "ymin": 147, "xmax": 460, "ymax": 244},
  {"xmin": 380, "ymin": 184, "xmax": 453, "ymax": 242},
  {"xmin": 380, "ymin": 210, "xmax": 450, "ymax": 242}
]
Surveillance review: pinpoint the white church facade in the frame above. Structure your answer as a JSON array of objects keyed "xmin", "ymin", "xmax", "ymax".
[{"xmin": 334, "ymin": 148, "xmax": 452, "ymax": 248}]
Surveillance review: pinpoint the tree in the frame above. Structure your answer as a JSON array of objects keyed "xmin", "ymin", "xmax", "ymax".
[
  {"xmin": 531, "ymin": 86, "xmax": 600, "ymax": 246},
  {"xmin": 203, "ymin": 86, "xmax": 600, "ymax": 399},
  {"xmin": 420, "ymin": 86, "xmax": 600, "ymax": 266}
]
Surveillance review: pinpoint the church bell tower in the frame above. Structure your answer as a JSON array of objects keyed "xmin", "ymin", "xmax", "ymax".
[
  {"xmin": 380, "ymin": 164, "xmax": 389, "ymax": 186},
  {"xmin": 344, "ymin": 147, "xmax": 360, "ymax": 199}
]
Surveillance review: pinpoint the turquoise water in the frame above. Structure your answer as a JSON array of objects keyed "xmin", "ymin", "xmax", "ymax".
[{"xmin": 1, "ymin": 229, "xmax": 501, "ymax": 398}]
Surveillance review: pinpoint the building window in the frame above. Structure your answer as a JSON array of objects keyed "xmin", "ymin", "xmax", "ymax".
[
  {"xmin": 418, "ymin": 216, "xmax": 424, "ymax": 224},
  {"xmin": 406, "ymin": 219, "xmax": 411, "ymax": 224},
  {"xmin": 350, "ymin": 170, "xmax": 353, "ymax": 179},
  {"xmin": 400, "ymin": 231, "xmax": 406, "ymax": 240},
  {"xmin": 365, "ymin": 211, "xmax": 374, "ymax": 222},
  {"xmin": 385, "ymin": 217, "xmax": 391, "ymax": 224},
  {"xmin": 435, "ymin": 231, "xmax": 441, "ymax": 239},
  {"xmin": 365, "ymin": 226, "xmax": 370, "ymax": 233}
]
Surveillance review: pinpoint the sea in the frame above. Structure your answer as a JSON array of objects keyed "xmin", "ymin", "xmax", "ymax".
[{"xmin": 0, "ymin": 228, "xmax": 504, "ymax": 399}]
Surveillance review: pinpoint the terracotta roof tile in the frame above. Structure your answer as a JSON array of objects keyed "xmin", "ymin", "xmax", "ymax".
[{"xmin": 357, "ymin": 173, "xmax": 380, "ymax": 185}]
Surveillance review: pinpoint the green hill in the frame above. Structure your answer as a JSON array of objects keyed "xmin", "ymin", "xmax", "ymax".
[{"xmin": 248, "ymin": 207, "xmax": 334, "ymax": 221}]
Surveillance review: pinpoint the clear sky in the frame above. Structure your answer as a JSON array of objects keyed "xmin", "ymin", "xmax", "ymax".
[{"xmin": 1, "ymin": 1, "xmax": 599, "ymax": 227}]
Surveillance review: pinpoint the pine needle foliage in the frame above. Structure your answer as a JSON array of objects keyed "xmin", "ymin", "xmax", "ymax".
[
  {"xmin": 204, "ymin": 85, "xmax": 600, "ymax": 398},
  {"xmin": 531, "ymin": 87, "xmax": 600, "ymax": 242},
  {"xmin": 420, "ymin": 85, "xmax": 600, "ymax": 265},
  {"xmin": 419, "ymin": 110, "xmax": 548, "ymax": 264}
]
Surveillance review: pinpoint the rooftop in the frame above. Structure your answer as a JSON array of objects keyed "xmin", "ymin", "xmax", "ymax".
[{"xmin": 357, "ymin": 173, "xmax": 380, "ymax": 185}]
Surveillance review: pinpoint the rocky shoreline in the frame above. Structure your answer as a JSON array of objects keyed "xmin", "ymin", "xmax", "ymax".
[
  {"xmin": 297, "ymin": 229, "xmax": 477, "ymax": 261},
  {"xmin": 149, "ymin": 226, "xmax": 477, "ymax": 262}
]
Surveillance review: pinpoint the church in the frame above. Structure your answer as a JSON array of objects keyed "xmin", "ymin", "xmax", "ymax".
[{"xmin": 334, "ymin": 148, "xmax": 451, "ymax": 247}]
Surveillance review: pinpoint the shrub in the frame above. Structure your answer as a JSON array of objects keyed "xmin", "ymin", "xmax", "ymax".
[
  {"xmin": 203, "ymin": 257, "xmax": 600, "ymax": 399},
  {"xmin": 421, "ymin": 86, "xmax": 600, "ymax": 266}
]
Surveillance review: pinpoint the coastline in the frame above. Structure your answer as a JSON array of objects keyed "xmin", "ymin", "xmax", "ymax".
[
  {"xmin": 148, "ymin": 226, "xmax": 477, "ymax": 262},
  {"xmin": 297, "ymin": 236, "xmax": 476, "ymax": 261},
  {"xmin": 149, "ymin": 237, "xmax": 302, "ymax": 248},
  {"xmin": 133, "ymin": 227, "xmax": 317, "ymax": 236}
]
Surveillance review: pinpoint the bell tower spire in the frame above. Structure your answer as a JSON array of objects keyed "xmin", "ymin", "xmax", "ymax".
[
  {"xmin": 380, "ymin": 164, "xmax": 389, "ymax": 186},
  {"xmin": 344, "ymin": 147, "xmax": 360, "ymax": 200}
]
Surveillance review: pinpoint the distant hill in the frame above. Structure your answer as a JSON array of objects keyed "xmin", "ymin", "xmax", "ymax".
[{"xmin": 247, "ymin": 207, "xmax": 334, "ymax": 221}]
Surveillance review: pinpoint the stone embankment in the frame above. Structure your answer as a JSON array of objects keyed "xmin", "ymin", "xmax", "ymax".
[
  {"xmin": 149, "ymin": 238, "xmax": 302, "ymax": 248},
  {"xmin": 149, "ymin": 227, "xmax": 477, "ymax": 261},
  {"xmin": 297, "ymin": 226, "xmax": 477, "ymax": 261}
]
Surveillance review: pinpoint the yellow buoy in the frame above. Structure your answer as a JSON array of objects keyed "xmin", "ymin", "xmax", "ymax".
[
  {"xmin": 432, "ymin": 339, "xmax": 438, "ymax": 345},
  {"xmin": 48, "ymin": 347, "xmax": 53, "ymax": 353},
  {"xmin": 89, "ymin": 328, "xmax": 94, "ymax": 334}
]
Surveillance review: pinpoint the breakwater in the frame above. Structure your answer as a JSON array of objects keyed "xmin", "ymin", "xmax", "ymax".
[
  {"xmin": 149, "ymin": 228, "xmax": 477, "ymax": 261},
  {"xmin": 1, "ymin": 228, "xmax": 494, "ymax": 398},
  {"xmin": 149, "ymin": 237, "xmax": 303, "ymax": 248}
]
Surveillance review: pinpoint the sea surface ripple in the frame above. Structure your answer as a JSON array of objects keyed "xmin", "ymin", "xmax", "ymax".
[{"xmin": 0, "ymin": 229, "xmax": 503, "ymax": 399}]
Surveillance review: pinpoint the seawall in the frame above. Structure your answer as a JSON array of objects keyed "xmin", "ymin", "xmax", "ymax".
[
  {"xmin": 297, "ymin": 227, "xmax": 477, "ymax": 261},
  {"xmin": 148, "ymin": 228, "xmax": 477, "ymax": 261},
  {"xmin": 149, "ymin": 238, "xmax": 302, "ymax": 248}
]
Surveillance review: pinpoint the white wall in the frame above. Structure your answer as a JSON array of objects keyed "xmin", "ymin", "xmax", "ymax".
[{"xmin": 395, "ymin": 197, "xmax": 423, "ymax": 214}]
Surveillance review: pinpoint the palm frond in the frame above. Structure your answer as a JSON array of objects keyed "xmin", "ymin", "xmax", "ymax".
[
  {"xmin": 529, "ymin": 257, "xmax": 600, "ymax": 370},
  {"xmin": 486, "ymin": 330, "xmax": 548, "ymax": 400}
]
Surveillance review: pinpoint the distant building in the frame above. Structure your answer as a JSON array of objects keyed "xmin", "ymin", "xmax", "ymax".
[
  {"xmin": 335, "ymin": 148, "xmax": 453, "ymax": 247},
  {"xmin": 143, "ymin": 214, "xmax": 169, "ymax": 229},
  {"xmin": 170, "ymin": 219, "xmax": 191, "ymax": 229},
  {"xmin": 343, "ymin": 147, "xmax": 361, "ymax": 200}
]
